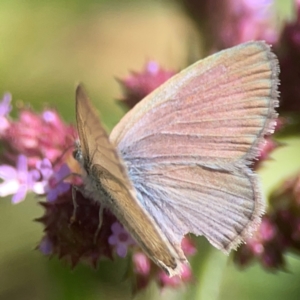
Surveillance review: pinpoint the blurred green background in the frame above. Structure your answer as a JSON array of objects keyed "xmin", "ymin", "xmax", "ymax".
[{"xmin": 1, "ymin": 0, "xmax": 300, "ymax": 299}]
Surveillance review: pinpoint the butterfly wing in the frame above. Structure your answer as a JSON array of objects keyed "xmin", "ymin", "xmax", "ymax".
[
  {"xmin": 110, "ymin": 41, "xmax": 279, "ymax": 253},
  {"xmin": 75, "ymin": 85, "xmax": 185, "ymax": 276},
  {"xmin": 76, "ymin": 85, "xmax": 127, "ymax": 183}
]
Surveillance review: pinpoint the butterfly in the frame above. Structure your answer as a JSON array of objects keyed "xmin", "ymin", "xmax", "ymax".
[{"xmin": 74, "ymin": 41, "xmax": 279, "ymax": 277}]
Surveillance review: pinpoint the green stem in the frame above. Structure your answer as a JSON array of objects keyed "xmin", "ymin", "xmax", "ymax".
[{"xmin": 191, "ymin": 247, "xmax": 228, "ymax": 300}]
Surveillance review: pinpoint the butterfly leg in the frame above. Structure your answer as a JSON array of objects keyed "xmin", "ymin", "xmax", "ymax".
[
  {"xmin": 70, "ymin": 185, "xmax": 79, "ymax": 224},
  {"xmin": 94, "ymin": 205, "xmax": 104, "ymax": 243}
]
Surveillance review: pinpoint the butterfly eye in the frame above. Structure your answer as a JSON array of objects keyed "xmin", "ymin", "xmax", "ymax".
[
  {"xmin": 73, "ymin": 140, "xmax": 83, "ymax": 163},
  {"xmin": 72, "ymin": 149, "xmax": 79, "ymax": 160}
]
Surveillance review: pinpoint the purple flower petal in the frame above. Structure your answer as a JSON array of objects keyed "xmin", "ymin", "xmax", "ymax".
[
  {"xmin": 108, "ymin": 235, "xmax": 118, "ymax": 245},
  {"xmin": 0, "ymin": 155, "xmax": 35, "ymax": 203},
  {"xmin": 0, "ymin": 165, "xmax": 17, "ymax": 180},
  {"xmin": 36, "ymin": 158, "xmax": 52, "ymax": 170},
  {"xmin": 55, "ymin": 164, "xmax": 71, "ymax": 181},
  {"xmin": 47, "ymin": 189, "xmax": 59, "ymax": 202},
  {"xmin": 116, "ymin": 244, "xmax": 128, "ymax": 257},
  {"xmin": 0, "ymin": 93, "xmax": 12, "ymax": 116},
  {"xmin": 36, "ymin": 158, "xmax": 53, "ymax": 179},
  {"xmin": 111, "ymin": 222, "xmax": 122, "ymax": 234},
  {"xmin": 41, "ymin": 164, "xmax": 71, "ymax": 201},
  {"xmin": 0, "ymin": 179, "xmax": 19, "ymax": 197},
  {"xmin": 12, "ymin": 184, "xmax": 28, "ymax": 204},
  {"xmin": 39, "ymin": 236, "xmax": 53, "ymax": 255},
  {"xmin": 30, "ymin": 169, "xmax": 41, "ymax": 182},
  {"xmin": 147, "ymin": 61, "xmax": 159, "ymax": 74},
  {"xmin": 57, "ymin": 182, "xmax": 70, "ymax": 194},
  {"xmin": 108, "ymin": 222, "xmax": 135, "ymax": 258},
  {"xmin": 32, "ymin": 181, "xmax": 47, "ymax": 195},
  {"xmin": 42, "ymin": 111, "xmax": 56, "ymax": 123},
  {"xmin": 0, "ymin": 94, "xmax": 11, "ymax": 133},
  {"xmin": 16, "ymin": 155, "xmax": 28, "ymax": 174}
]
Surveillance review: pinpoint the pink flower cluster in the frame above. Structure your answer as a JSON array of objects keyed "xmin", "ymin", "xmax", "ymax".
[
  {"xmin": 0, "ymin": 94, "xmax": 75, "ymax": 203},
  {"xmin": 0, "ymin": 89, "xmax": 195, "ymax": 290},
  {"xmin": 176, "ymin": 0, "xmax": 300, "ymax": 271},
  {"xmin": 235, "ymin": 174, "xmax": 300, "ymax": 270},
  {"xmin": 179, "ymin": 0, "xmax": 277, "ymax": 52},
  {"xmin": 118, "ymin": 61, "xmax": 176, "ymax": 108}
]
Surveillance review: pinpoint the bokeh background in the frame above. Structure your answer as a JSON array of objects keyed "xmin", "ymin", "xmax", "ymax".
[{"xmin": 1, "ymin": 0, "xmax": 300, "ymax": 299}]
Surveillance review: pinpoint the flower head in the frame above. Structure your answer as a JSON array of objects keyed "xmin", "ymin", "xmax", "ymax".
[
  {"xmin": 275, "ymin": 0, "xmax": 300, "ymax": 113},
  {"xmin": 36, "ymin": 190, "xmax": 116, "ymax": 268},
  {"xmin": 2, "ymin": 109, "xmax": 76, "ymax": 168},
  {"xmin": 118, "ymin": 61, "xmax": 176, "ymax": 108},
  {"xmin": 180, "ymin": 0, "xmax": 277, "ymax": 52},
  {"xmin": 235, "ymin": 172, "xmax": 300, "ymax": 270}
]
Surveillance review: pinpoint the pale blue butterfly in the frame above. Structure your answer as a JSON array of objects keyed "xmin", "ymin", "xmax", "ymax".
[{"xmin": 74, "ymin": 41, "xmax": 279, "ymax": 277}]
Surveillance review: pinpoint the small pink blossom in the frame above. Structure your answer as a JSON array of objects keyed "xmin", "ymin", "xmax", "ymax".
[
  {"xmin": 133, "ymin": 252, "xmax": 151, "ymax": 276},
  {"xmin": 181, "ymin": 237, "xmax": 196, "ymax": 256},
  {"xmin": 158, "ymin": 264, "xmax": 193, "ymax": 287}
]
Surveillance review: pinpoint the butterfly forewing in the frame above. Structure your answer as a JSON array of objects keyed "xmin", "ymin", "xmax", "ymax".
[
  {"xmin": 110, "ymin": 41, "xmax": 279, "ymax": 253},
  {"xmin": 111, "ymin": 41, "xmax": 278, "ymax": 165},
  {"xmin": 75, "ymin": 85, "xmax": 185, "ymax": 276},
  {"xmin": 76, "ymin": 87, "xmax": 126, "ymax": 182}
]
